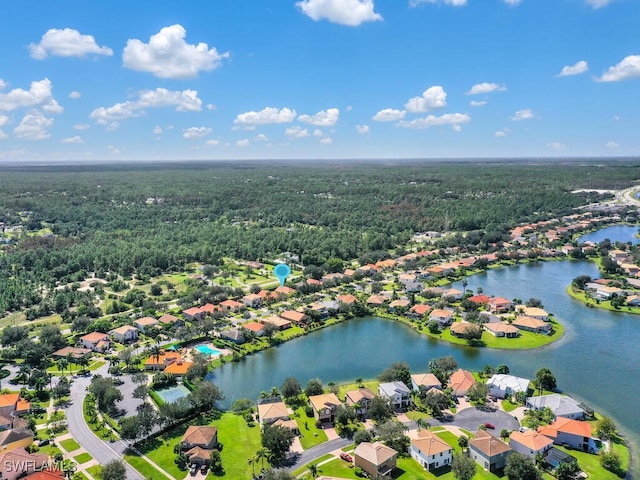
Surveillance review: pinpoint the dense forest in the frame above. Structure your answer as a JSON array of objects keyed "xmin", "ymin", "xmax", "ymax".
[{"xmin": 1, "ymin": 159, "xmax": 639, "ymax": 314}]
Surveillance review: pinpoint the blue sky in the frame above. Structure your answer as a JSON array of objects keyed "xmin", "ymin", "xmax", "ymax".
[{"xmin": 0, "ymin": 0, "xmax": 638, "ymax": 161}]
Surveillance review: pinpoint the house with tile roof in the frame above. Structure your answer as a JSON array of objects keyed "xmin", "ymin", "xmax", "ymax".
[
  {"xmin": 180, "ymin": 425, "xmax": 218, "ymax": 450},
  {"xmin": 428, "ymin": 309, "xmax": 454, "ymax": 327},
  {"xmin": 469, "ymin": 430, "xmax": 512, "ymax": 472},
  {"xmin": 0, "ymin": 447, "xmax": 48, "ymax": 480},
  {"xmin": 354, "ymin": 442, "xmax": 397, "ymax": 479},
  {"xmin": 411, "ymin": 373, "xmax": 442, "ymax": 394},
  {"xmin": 517, "ymin": 306, "xmax": 549, "ymax": 321},
  {"xmin": 483, "ymin": 322, "xmax": 520, "ymax": 338},
  {"xmin": 163, "ymin": 360, "xmax": 193, "ymax": 376},
  {"xmin": 220, "ymin": 299, "xmax": 243, "ymax": 312},
  {"xmin": 526, "ymin": 394, "xmax": 586, "ymax": 420},
  {"xmin": 336, "ymin": 294, "xmax": 357, "ymax": 305},
  {"xmin": 242, "ymin": 293, "xmax": 263, "ymax": 308},
  {"xmin": 538, "ymin": 418, "xmax": 598, "ymax": 452},
  {"xmin": 450, "ymin": 322, "xmax": 481, "ymax": 338},
  {"xmin": 279, "ymin": 310, "xmax": 309, "ymax": 324},
  {"xmin": 158, "ymin": 313, "xmax": 182, "ymax": 326},
  {"xmin": 134, "ymin": 316, "xmax": 159, "ymax": 332},
  {"xmin": 448, "ymin": 369, "xmax": 475, "ymax": 397},
  {"xmin": 242, "ymin": 321, "xmax": 266, "ymax": 336},
  {"xmin": 410, "ymin": 430, "xmax": 453, "ymax": 471},
  {"xmin": 409, "ymin": 304, "xmax": 430, "ymax": 318},
  {"xmin": 108, "ymin": 325, "xmax": 138, "ymax": 343},
  {"xmin": 79, "ymin": 332, "xmax": 110, "ymax": 352},
  {"xmin": 144, "ymin": 350, "xmax": 183, "ymax": 370},
  {"xmin": 0, "ymin": 428, "xmax": 33, "ymax": 453},
  {"xmin": 509, "ymin": 430, "xmax": 554, "ymax": 459},
  {"xmin": 486, "ymin": 374, "xmax": 530, "ymax": 399},
  {"xmin": 261, "ymin": 315, "xmax": 291, "ymax": 330},
  {"xmin": 512, "ymin": 316, "xmax": 552, "ymax": 335},
  {"xmin": 258, "ymin": 399, "xmax": 293, "ymax": 425},
  {"xmin": 309, "ymin": 393, "xmax": 342, "ymax": 422},
  {"xmin": 345, "ymin": 388, "xmax": 375, "ymax": 417},
  {"xmin": 378, "ymin": 382, "xmax": 411, "ymax": 409},
  {"xmin": 0, "ymin": 394, "xmax": 30, "ymax": 418}
]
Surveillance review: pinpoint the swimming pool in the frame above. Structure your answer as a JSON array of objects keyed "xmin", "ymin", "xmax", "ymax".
[{"xmin": 195, "ymin": 344, "xmax": 221, "ymax": 356}]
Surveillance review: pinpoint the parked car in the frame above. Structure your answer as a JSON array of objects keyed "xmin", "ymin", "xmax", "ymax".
[
  {"xmin": 200, "ymin": 464, "xmax": 208, "ymax": 474},
  {"xmin": 190, "ymin": 464, "xmax": 198, "ymax": 476},
  {"xmin": 484, "ymin": 422, "xmax": 495, "ymax": 429},
  {"xmin": 340, "ymin": 453, "xmax": 353, "ymax": 462}
]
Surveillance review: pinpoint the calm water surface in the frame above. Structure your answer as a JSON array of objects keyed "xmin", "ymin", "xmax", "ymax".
[{"xmin": 207, "ymin": 225, "xmax": 640, "ymax": 475}]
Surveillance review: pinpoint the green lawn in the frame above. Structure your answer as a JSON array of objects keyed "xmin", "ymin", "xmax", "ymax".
[
  {"xmin": 292, "ymin": 453, "xmax": 334, "ymax": 477},
  {"xmin": 501, "ymin": 399, "xmax": 520, "ymax": 412},
  {"xmin": 73, "ymin": 472, "xmax": 90, "ymax": 480},
  {"xmin": 405, "ymin": 411, "xmax": 432, "ymax": 421},
  {"xmin": 86, "ymin": 465, "xmax": 102, "ymax": 478},
  {"xmin": 566, "ymin": 285, "xmax": 640, "ymax": 315},
  {"xmin": 47, "ymin": 360, "xmax": 106, "ymax": 375},
  {"xmin": 293, "ymin": 407, "xmax": 329, "ymax": 449},
  {"xmin": 59, "ymin": 438, "xmax": 81, "ymax": 452},
  {"xmin": 73, "ymin": 452, "xmax": 93, "ymax": 464},
  {"xmin": 337, "ymin": 380, "xmax": 380, "ymax": 400},
  {"xmin": 135, "ymin": 412, "xmax": 265, "ymax": 480},
  {"xmin": 555, "ymin": 444, "xmax": 628, "ymax": 480}
]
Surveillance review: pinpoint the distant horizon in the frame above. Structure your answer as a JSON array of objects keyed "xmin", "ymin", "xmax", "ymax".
[{"xmin": 1, "ymin": 1, "xmax": 639, "ymax": 162}]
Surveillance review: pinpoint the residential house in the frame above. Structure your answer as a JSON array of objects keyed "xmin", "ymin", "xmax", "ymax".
[
  {"xmin": 378, "ymin": 382, "xmax": 411, "ymax": 409},
  {"xmin": 428, "ymin": 309, "xmax": 453, "ymax": 327},
  {"xmin": 442, "ymin": 288, "xmax": 464, "ymax": 300},
  {"xmin": 79, "ymin": 332, "xmax": 110, "ymax": 352},
  {"xmin": 367, "ymin": 295, "xmax": 387, "ymax": 307},
  {"xmin": 336, "ymin": 294, "xmax": 357, "ymax": 305},
  {"xmin": 486, "ymin": 374, "xmax": 530, "ymax": 399},
  {"xmin": 51, "ymin": 346, "xmax": 91, "ymax": 359},
  {"xmin": 449, "ymin": 322, "xmax": 481, "ymax": 338},
  {"xmin": 410, "ymin": 373, "xmax": 442, "ymax": 394},
  {"xmin": 163, "ymin": 359, "xmax": 193, "ymax": 377},
  {"xmin": 0, "ymin": 394, "xmax": 30, "ymax": 418},
  {"xmin": 517, "ymin": 307, "xmax": 549, "ymax": 321},
  {"xmin": 186, "ymin": 446, "xmax": 213, "ymax": 467},
  {"xmin": 220, "ymin": 327, "xmax": 245, "ymax": 344},
  {"xmin": 388, "ymin": 299, "xmax": 410, "ymax": 313},
  {"xmin": 448, "ymin": 369, "xmax": 475, "ymax": 397},
  {"xmin": 134, "ymin": 316, "xmax": 159, "ymax": 332},
  {"xmin": 526, "ymin": 394, "xmax": 586, "ymax": 420},
  {"xmin": 402, "ymin": 281, "xmax": 424, "ymax": 293},
  {"xmin": 626, "ymin": 295, "xmax": 640, "ymax": 307},
  {"xmin": 538, "ymin": 417, "xmax": 598, "ymax": 453},
  {"xmin": 275, "ymin": 285, "xmax": 296, "ymax": 297},
  {"xmin": 410, "ymin": 431, "xmax": 453, "ymax": 471},
  {"xmin": 182, "ymin": 306, "xmax": 204, "ymax": 320},
  {"xmin": 354, "ymin": 442, "xmax": 397, "ymax": 479},
  {"xmin": 242, "ymin": 293, "xmax": 263, "ymax": 308},
  {"xmin": 109, "ymin": 325, "xmax": 138, "ymax": 343},
  {"xmin": 0, "ymin": 428, "xmax": 33, "ymax": 454},
  {"xmin": 220, "ymin": 299, "xmax": 243, "ymax": 312},
  {"xmin": 469, "ymin": 430, "xmax": 512, "ymax": 472},
  {"xmin": 483, "ymin": 322, "xmax": 520, "ymax": 338},
  {"xmin": 509, "ymin": 430, "xmax": 554, "ymax": 459},
  {"xmin": 24, "ymin": 471, "xmax": 65, "ymax": 480},
  {"xmin": 261, "ymin": 315, "xmax": 292, "ymax": 330},
  {"xmin": 409, "ymin": 304, "xmax": 430, "ymax": 318},
  {"xmin": 309, "ymin": 393, "xmax": 342, "ymax": 422},
  {"xmin": 180, "ymin": 425, "xmax": 218, "ymax": 450},
  {"xmin": 376, "ymin": 259, "xmax": 396, "ymax": 269},
  {"xmin": 242, "ymin": 321, "xmax": 266, "ymax": 336},
  {"xmin": 512, "ymin": 316, "xmax": 552, "ymax": 335},
  {"xmin": 305, "ymin": 303, "xmax": 329, "ymax": 320},
  {"xmin": 144, "ymin": 350, "xmax": 183, "ymax": 371},
  {"xmin": 593, "ymin": 285, "xmax": 624, "ymax": 300},
  {"xmin": 345, "ymin": 388, "xmax": 375, "ymax": 418},
  {"xmin": 158, "ymin": 314, "xmax": 182, "ymax": 327},
  {"xmin": 258, "ymin": 398, "xmax": 293, "ymax": 425},
  {"xmin": 280, "ymin": 310, "xmax": 310, "ymax": 324},
  {"xmin": 489, "ymin": 297, "xmax": 513, "ymax": 313},
  {"xmin": 467, "ymin": 294, "xmax": 491, "ymax": 306},
  {"xmin": 0, "ymin": 448, "xmax": 48, "ymax": 480}
]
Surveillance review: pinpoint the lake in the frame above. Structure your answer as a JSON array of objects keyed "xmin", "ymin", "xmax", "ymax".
[{"xmin": 207, "ymin": 225, "xmax": 640, "ymax": 475}]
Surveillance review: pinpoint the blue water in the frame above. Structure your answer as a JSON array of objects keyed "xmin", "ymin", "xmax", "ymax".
[
  {"xmin": 196, "ymin": 344, "xmax": 221, "ymax": 356},
  {"xmin": 579, "ymin": 224, "xmax": 640, "ymax": 244}
]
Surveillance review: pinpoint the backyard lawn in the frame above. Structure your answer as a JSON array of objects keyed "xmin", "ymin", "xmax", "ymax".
[{"xmin": 294, "ymin": 407, "xmax": 329, "ymax": 449}]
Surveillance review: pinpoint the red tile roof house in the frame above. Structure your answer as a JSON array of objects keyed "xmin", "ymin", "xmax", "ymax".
[
  {"xmin": 410, "ymin": 373, "xmax": 442, "ymax": 394},
  {"xmin": 309, "ymin": 393, "xmax": 342, "ymax": 422},
  {"xmin": 242, "ymin": 321, "xmax": 266, "ymax": 336},
  {"xmin": 448, "ymin": 369, "xmax": 476, "ymax": 397},
  {"xmin": 274, "ymin": 285, "xmax": 296, "ymax": 297},
  {"xmin": 410, "ymin": 430, "xmax": 453, "ymax": 472},
  {"xmin": 336, "ymin": 294, "xmax": 357, "ymax": 305},
  {"xmin": 489, "ymin": 297, "xmax": 513, "ymax": 313},
  {"xmin": 220, "ymin": 299, "xmax": 243, "ymax": 312},
  {"xmin": 367, "ymin": 295, "xmax": 388, "ymax": 306},
  {"xmin": 538, "ymin": 418, "xmax": 599, "ymax": 453},
  {"xmin": 509, "ymin": 430, "xmax": 554, "ymax": 459},
  {"xmin": 79, "ymin": 332, "xmax": 110, "ymax": 352},
  {"xmin": 345, "ymin": 388, "xmax": 376, "ymax": 417},
  {"xmin": 180, "ymin": 425, "xmax": 218, "ymax": 450},
  {"xmin": 261, "ymin": 315, "xmax": 292, "ymax": 330},
  {"xmin": 0, "ymin": 448, "xmax": 49, "ymax": 480},
  {"xmin": 408, "ymin": 304, "xmax": 430, "ymax": 318},
  {"xmin": 279, "ymin": 310, "xmax": 310, "ymax": 324},
  {"xmin": 467, "ymin": 294, "xmax": 491, "ymax": 306},
  {"xmin": 428, "ymin": 309, "xmax": 454, "ymax": 327},
  {"xmin": 0, "ymin": 393, "xmax": 31, "ymax": 418},
  {"xmin": 469, "ymin": 430, "xmax": 512, "ymax": 472},
  {"xmin": 158, "ymin": 313, "xmax": 182, "ymax": 327}
]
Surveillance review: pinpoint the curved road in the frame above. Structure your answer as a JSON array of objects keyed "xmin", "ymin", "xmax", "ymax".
[{"xmin": 65, "ymin": 365, "xmax": 144, "ymax": 480}]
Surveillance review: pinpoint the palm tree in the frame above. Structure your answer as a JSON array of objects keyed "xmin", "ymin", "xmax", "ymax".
[
  {"xmin": 76, "ymin": 355, "xmax": 90, "ymax": 375},
  {"xmin": 66, "ymin": 353, "xmax": 75, "ymax": 375},
  {"xmin": 356, "ymin": 378, "xmax": 364, "ymax": 388},
  {"xmin": 309, "ymin": 463, "xmax": 319, "ymax": 479},
  {"xmin": 416, "ymin": 418, "xmax": 431, "ymax": 431},
  {"xmin": 255, "ymin": 448, "xmax": 268, "ymax": 471},
  {"xmin": 149, "ymin": 344, "xmax": 162, "ymax": 367},
  {"xmin": 268, "ymin": 386, "xmax": 280, "ymax": 398},
  {"xmin": 56, "ymin": 358, "xmax": 68, "ymax": 377}
]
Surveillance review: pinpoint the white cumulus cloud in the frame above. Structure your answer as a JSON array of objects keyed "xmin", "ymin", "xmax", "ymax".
[
  {"xmin": 398, "ymin": 113, "xmax": 470, "ymax": 130},
  {"xmin": 557, "ymin": 60, "xmax": 589, "ymax": 77},
  {"xmin": 74, "ymin": 123, "xmax": 90, "ymax": 131},
  {"xmin": 298, "ymin": 108, "xmax": 340, "ymax": 126},
  {"xmin": 511, "ymin": 109, "xmax": 535, "ymax": 121},
  {"xmin": 236, "ymin": 139, "xmax": 250, "ymax": 147},
  {"xmin": 410, "ymin": 0, "xmax": 467, "ymax": 7},
  {"xmin": 466, "ymin": 82, "xmax": 507, "ymax": 95},
  {"xmin": 255, "ymin": 134, "xmax": 269, "ymax": 142},
  {"xmin": 123, "ymin": 24, "xmax": 229, "ymax": 79},
  {"xmin": 296, "ymin": 0, "xmax": 383, "ymax": 26},
  {"xmin": 313, "ymin": 129, "xmax": 324, "ymax": 137},
  {"xmin": 183, "ymin": 127, "xmax": 212, "ymax": 139},
  {"xmin": 61, "ymin": 135, "xmax": 83, "ymax": 144},
  {"xmin": 356, "ymin": 124, "xmax": 370, "ymax": 134},
  {"xmin": 13, "ymin": 111, "xmax": 54, "ymax": 140},
  {"xmin": 470, "ymin": 100, "xmax": 488, "ymax": 107},
  {"xmin": 234, "ymin": 107, "xmax": 297, "ymax": 126},
  {"xmin": 606, "ymin": 141, "xmax": 619, "ymax": 149},
  {"xmin": 372, "ymin": 108, "xmax": 405, "ymax": 122},
  {"xmin": 153, "ymin": 126, "xmax": 163, "ymax": 136},
  {"xmin": 597, "ymin": 55, "xmax": 640, "ymax": 82},
  {"xmin": 0, "ymin": 116, "xmax": 8, "ymax": 128},
  {"xmin": 547, "ymin": 142, "xmax": 566, "ymax": 151},
  {"xmin": 89, "ymin": 88, "xmax": 202, "ymax": 125},
  {"xmin": 495, "ymin": 128, "xmax": 509, "ymax": 137},
  {"xmin": 585, "ymin": 0, "xmax": 615, "ymax": 8},
  {"xmin": 68, "ymin": 91, "xmax": 82, "ymax": 99},
  {"xmin": 405, "ymin": 86, "xmax": 447, "ymax": 113},
  {"xmin": 0, "ymin": 78, "xmax": 62, "ymax": 114},
  {"xmin": 320, "ymin": 137, "xmax": 333, "ymax": 144},
  {"xmin": 206, "ymin": 139, "xmax": 220, "ymax": 146},
  {"xmin": 29, "ymin": 28, "xmax": 113, "ymax": 59},
  {"xmin": 285, "ymin": 126, "xmax": 310, "ymax": 138}
]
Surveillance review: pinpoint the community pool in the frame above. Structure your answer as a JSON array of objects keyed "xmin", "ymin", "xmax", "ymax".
[
  {"xmin": 195, "ymin": 344, "xmax": 221, "ymax": 356},
  {"xmin": 154, "ymin": 385, "xmax": 190, "ymax": 404}
]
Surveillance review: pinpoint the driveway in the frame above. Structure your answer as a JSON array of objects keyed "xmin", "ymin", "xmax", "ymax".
[{"xmin": 448, "ymin": 407, "xmax": 520, "ymax": 433}]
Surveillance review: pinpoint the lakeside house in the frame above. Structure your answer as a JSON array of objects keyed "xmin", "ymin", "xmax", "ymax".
[
  {"xmin": 486, "ymin": 374, "xmax": 530, "ymax": 399},
  {"xmin": 354, "ymin": 442, "xmax": 397, "ymax": 479},
  {"xmin": 469, "ymin": 430, "xmax": 512, "ymax": 472},
  {"xmin": 509, "ymin": 430, "xmax": 554, "ymax": 459},
  {"xmin": 512, "ymin": 316, "xmax": 552, "ymax": 335},
  {"xmin": 258, "ymin": 398, "xmax": 293, "ymax": 425},
  {"xmin": 410, "ymin": 373, "xmax": 442, "ymax": 394},
  {"xmin": 410, "ymin": 430, "xmax": 453, "ymax": 471},
  {"xmin": 345, "ymin": 388, "xmax": 375, "ymax": 417},
  {"xmin": 309, "ymin": 393, "xmax": 342, "ymax": 423},
  {"xmin": 538, "ymin": 418, "xmax": 599, "ymax": 453},
  {"xmin": 450, "ymin": 322, "xmax": 481, "ymax": 338},
  {"xmin": 526, "ymin": 394, "xmax": 586, "ymax": 420},
  {"xmin": 448, "ymin": 369, "xmax": 475, "ymax": 397},
  {"xmin": 483, "ymin": 322, "xmax": 520, "ymax": 338},
  {"xmin": 378, "ymin": 382, "xmax": 411, "ymax": 409},
  {"xmin": 428, "ymin": 309, "xmax": 453, "ymax": 327}
]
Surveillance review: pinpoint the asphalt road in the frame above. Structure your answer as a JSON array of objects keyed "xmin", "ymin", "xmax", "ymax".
[{"xmin": 65, "ymin": 364, "xmax": 145, "ymax": 480}]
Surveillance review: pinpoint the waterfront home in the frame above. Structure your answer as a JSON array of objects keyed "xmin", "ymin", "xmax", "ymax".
[
  {"xmin": 489, "ymin": 297, "xmax": 513, "ymax": 313},
  {"xmin": 220, "ymin": 327, "xmax": 245, "ymax": 344},
  {"xmin": 180, "ymin": 425, "xmax": 218, "ymax": 450},
  {"xmin": 280, "ymin": 310, "xmax": 310, "ymax": 324},
  {"xmin": 486, "ymin": 374, "xmax": 530, "ymax": 399},
  {"xmin": 144, "ymin": 350, "xmax": 182, "ymax": 370},
  {"xmin": 410, "ymin": 373, "xmax": 442, "ymax": 394},
  {"xmin": 258, "ymin": 398, "xmax": 293, "ymax": 425},
  {"xmin": 509, "ymin": 430, "xmax": 553, "ymax": 459},
  {"xmin": 626, "ymin": 295, "xmax": 640, "ymax": 306},
  {"xmin": 483, "ymin": 322, "xmax": 520, "ymax": 338},
  {"xmin": 429, "ymin": 309, "xmax": 454, "ymax": 327},
  {"xmin": 367, "ymin": 294, "xmax": 388, "ymax": 306},
  {"xmin": 409, "ymin": 304, "xmax": 430, "ymax": 318},
  {"xmin": 449, "ymin": 322, "xmax": 481, "ymax": 338},
  {"xmin": 79, "ymin": 332, "xmax": 110, "ymax": 352},
  {"xmin": 242, "ymin": 293, "xmax": 263, "ymax": 308},
  {"xmin": 163, "ymin": 359, "xmax": 193, "ymax": 377},
  {"xmin": 378, "ymin": 382, "xmax": 411, "ymax": 409},
  {"xmin": 512, "ymin": 316, "xmax": 552, "ymax": 334},
  {"xmin": 538, "ymin": 418, "xmax": 598, "ymax": 453},
  {"xmin": 442, "ymin": 288, "xmax": 464, "ymax": 300},
  {"xmin": 242, "ymin": 321, "xmax": 266, "ymax": 336},
  {"xmin": 467, "ymin": 294, "xmax": 491, "ymax": 306},
  {"xmin": 109, "ymin": 325, "xmax": 138, "ymax": 343},
  {"xmin": 354, "ymin": 442, "xmax": 397, "ymax": 479},
  {"xmin": 309, "ymin": 393, "xmax": 342, "ymax": 422},
  {"xmin": 526, "ymin": 394, "xmax": 586, "ymax": 420},
  {"xmin": 261, "ymin": 315, "xmax": 292, "ymax": 330},
  {"xmin": 388, "ymin": 299, "xmax": 410, "ymax": 313},
  {"xmin": 469, "ymin": 430, "xmax": 512, "ymax": 472},
  {"xmin": 593, "ymin": 285, "xmax": 624, "ymax": 300},
  {"xmin": 410, "ymin": 430, "xmax": 453, "ymax": 471},
  {"xmin": 336, "ymin": 294, "xmax": 357, "ymax": 305},
  {"xmin": 134, "ymin": 316, "xmax": 159, "ymax": 332},
  {"xmin": 448, "ymin": 369, "xmax": 475, "ymax": 397},
  {"xmin": 516, "ymin": 306, "xmax": 549, "ymax": 321},
  {"xmin": 345, "ymin": 388, "xmax": 375, "ymax": 417}
]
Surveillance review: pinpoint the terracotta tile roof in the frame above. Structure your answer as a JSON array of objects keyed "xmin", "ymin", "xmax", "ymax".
[
  {"xmin": 448, "ymin": 369, "xmax": 475, "ymax": 396},
  {"xmin": 261, "ymin": 316, "xmax": 291, "ymax": 328},
  {"xmin": 220, "ymin": 299, "xmax": 243, "ymax": 309},
  {"xmin": 409, "ymin": 304, "xmax": 430, "ymax": 315},
  {"xmin": 275, "ymin": 286, "xmax": 296, "ymax": 295},
  {"xmin": 280, "ymin": 310, "xmax": 308, "ymax": 322},
  {"xmin": 110, "ymin": 325, "xmax": 137, "ymax": 335},
  {"xmin": 470, "ymin": 430, "xmax": 512, "ymax": 457},
  {"xmin": 144, "ymin": 351, "xmax": 182, "ymax": 367},
  {"xmin": 186, "ymin": 446, "xmax": 212, "ymax": 462},
  {"xmin": 52, "ymin": 346, "xmax": 91, "ymax": 358},
  {"xmin": 430, "ymin": 308, "xmax": 452, "ymax": 318},
  {"xmin": 468, "ymin": 294, "xmax": 491, "ymax": 304},
  {"xmin": 181, "ymin": 425, "xmax": 218, "ymax": 446},
  {"xmin": 163, "ymin": 360, "xmax": 193, "ymax": 375},
  {"xmin": 80, "ymin": 332, "xmax": 109, "ymax": 343},
  {"xmin": 0, "ymin": 393, "xmax": 20, "ymax": 408},
  {"xmin": 158, "ymin": 314, "xmax": 179, "ymax": 324},
  {"xmin": 242, "ymin": 321, "xmax": 265, "ymax": 333},
  {"xmin": 538, "ymin": 418, "xmax": 592, "ymax": 439},
  {"xmin": 354, "ymin": 441, "xmax": 397, "ymax": 466},
  {"xmin": 135, "ymin": 316, "xmax": 158, "ymax": 326},
  {"xmin": 25, "ymin": 470, "xmax": 65, "ymax": 480},
  {"xmin": 367, "ymin": 295, "xmax": 387, "ymax": 305},
  {"xmin": 411, "ymin": 373, "xmax": 442, "ymax": 389},
  {"xmin": 484, "ymin": 322, "xmax": 520, "ymax": 335},
  {"xmin": 258, "ymin": 401, "xmax": 291, "ymax": 422},
  {"xmin": 411, "ymin": 431, "xmax": 452, "ymax": 456},
  {"xmin": 450, "ymin": 322, "xmax": 481, "ymax": 336},
  {"xmin": 346, "ymin": 388, "xmax": 375, "ymax": 404},
  {"xmin": 336, "ymin": 294, "xmax": 357, "ymax": 305},
  {"xmin": 309, "ymin": 393, "xmax": 341, "ymax": 413},
  {"xmin": 510, "ymin": 430, "xmax": 553, "ymax": 451}
]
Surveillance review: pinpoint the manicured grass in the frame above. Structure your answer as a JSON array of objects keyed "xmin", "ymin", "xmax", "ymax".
[
  {"xmin": 501, "ymin": 399, "xmax": 520, "ymax": 412},
  {"xmin": 405, "ymin": 410, "xmax": 432, "ymax": 421},
  {"xmin": 124, "ymin": 453, "xmax": 169, "ymax": 480},
  {"xmin": 336, "ymin": 380, "xmax": 379, "ymax": 400},
  {"xmin": 47, "ymin": 360, "xmax": 106, "ymax": 375},
  {"xmin": 73, "ymin": 472, "xmax": 90, "ymax": 480},
  {"xmin": 86, "ymin": 465, "xmax": 102, "ymax": 478},
  {"xmin": 73, "ymin": 452, "xmax": 93, "ymax": 464},
  {"xmin": 292, "ymin": 453, "xmax": 334, "ymax": 477},
  {"xmin": 136, "ymin": 412, "xmax": 265, "ymax": 480},
  {"xmin": 59, "ymin": 438, "xmax": 81, "ymax": 452},
  {"xmin": 293, "ymin": 407, "xmax": 329, "ymax": 449},
  {"xmin": 567, "ymin": 285, "xmax": 640, "ymax": 315},
  {"xmin": 435, "ymin": 431, "xmax": 463, "ymax": 454},
  {"xmin": 555, "ymin": 444, "xmax": 628, "ymax": 480},
  {"xmin": 312, "ymin": 457, "xmax": 357, "ymax": 478}
]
